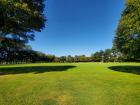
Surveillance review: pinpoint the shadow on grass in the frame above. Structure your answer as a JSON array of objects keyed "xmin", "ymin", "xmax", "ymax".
[
  {"xmin": 0, "ymin": 66, "xmax": 76, "ymax": 75},
  {"xmin": 108, "ymin": 66, "xmax": 140, "ymax": 75}
]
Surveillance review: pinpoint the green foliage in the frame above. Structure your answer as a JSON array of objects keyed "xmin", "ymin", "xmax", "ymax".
[
  {"xmin": 0, "ymin": 47, "xmax": 132, "ymax": 64},
  {"xmin": 91, "ymin": 49, "xmax": 125, "ymax": 62},
  {"xmin": 55, "ymin": 55, "xmax": 91, "ymax": 63},
  {"xmin": 66, "ymin": 55, "xmax": 74, "ymax": 62},
  {"xmin": 91, "ymin": 50, "xmax": 104, "ymax": 62},
  {"xmin": 0, "ymin": 45, "xmax": 56, "ymax": 64},
  {"xmin": 0, "ymin": 0, "xmax": 46, "ymax": 48},
  {"xmin": 114, "ymin": 0, "xmax": 140, "ymax": 60}
]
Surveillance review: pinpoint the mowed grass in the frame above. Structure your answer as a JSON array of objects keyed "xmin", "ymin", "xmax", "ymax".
[{"xmin": 0, "ymin": 63, "xmax": 140, "ymax": 105}]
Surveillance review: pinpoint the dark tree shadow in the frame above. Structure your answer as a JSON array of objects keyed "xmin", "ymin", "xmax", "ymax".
[
  {"xmin": 108, "ymin": 66, "xmax": 140, "ymax": 75},
  {"xmin": 0, "ymin": 66, "xmax": 76, "ymax": 75}
]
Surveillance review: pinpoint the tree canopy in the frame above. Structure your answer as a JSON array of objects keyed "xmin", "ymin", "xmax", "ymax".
[
  {"xmin": 114, "ymin": 0, "xmax": 140, "ymax": 60},
  {"xmin": 0, "ymin": 0, "xmax": 46, "ymax": 48}
]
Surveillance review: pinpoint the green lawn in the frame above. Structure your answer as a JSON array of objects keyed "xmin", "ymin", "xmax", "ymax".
[{"xmin": 0, "ymin": 63, "xmax": 140, "ymax": 105}]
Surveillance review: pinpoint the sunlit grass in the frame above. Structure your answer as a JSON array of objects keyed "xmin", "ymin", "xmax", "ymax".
[{"xmin": 0, "ymin": 63, "xmax": 140, "ymax": 105}]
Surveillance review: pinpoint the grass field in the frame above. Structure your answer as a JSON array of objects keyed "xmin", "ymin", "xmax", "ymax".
[{"xmin": 0, "ymin": 63, "xmax": 140, "ymax": 105}]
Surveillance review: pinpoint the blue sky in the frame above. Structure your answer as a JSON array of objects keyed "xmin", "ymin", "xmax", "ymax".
[{"xmin": 30, "ymin": 0, "xmax": 125, "ymax": 56}]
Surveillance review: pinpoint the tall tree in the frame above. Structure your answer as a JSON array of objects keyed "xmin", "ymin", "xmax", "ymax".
[
  {"xmin": 0, "ymin": 0, "xmax": 46, "ymax": 48},
  {"xmin": 114, "ymin": 0, "xmax": 140, "ymax": 60}
]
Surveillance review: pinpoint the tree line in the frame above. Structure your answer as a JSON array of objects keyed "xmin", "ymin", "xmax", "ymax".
[
  {"xmin": 0, "ymin": 45, "xmax": 55, "ymax": 64},
  {"xmin": 55, "ymin": 48, "xmax": 136, "ymax": 63},
  {"xmin": 1, "ymin": 46, "xmax": 134, "ymax": 64}
]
